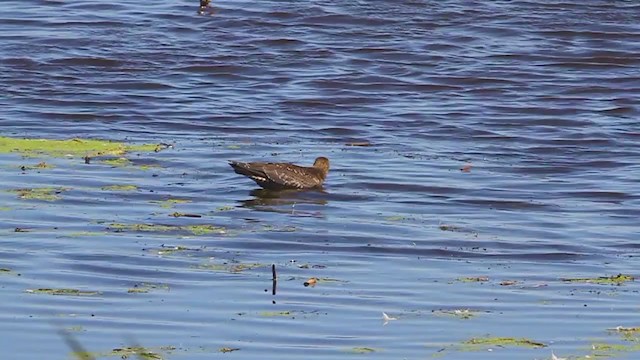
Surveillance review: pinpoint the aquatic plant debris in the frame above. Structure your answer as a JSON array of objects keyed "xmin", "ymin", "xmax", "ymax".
[
  {"xmin": 608, "ymin": 326, "xmax": 640, "ymax": 341},
  {"xmin": 219, "ymin": 347, "xmax": 240, "ymax": 353},
  {"xmin": 107, "ymin": 223, "xmax": 225, "ymax": 235},
  {"xmin": 196, "ymin": 262, "xmax": 266, "ymax": 273},
  {"xmin": 100, "ymin": 184, "xmax": 138, "ymax": 191},
  {"xmin": 149, "ymin": 245, "xmax": 201, "ymax": 256},
  {"xmin": 0, "ymin": 136, "xmax": 158, "ymax": 157},
  {"xmin": 462, "ymin": 336, "xmax": 546, "ymax": 349},
  {"xmin": 589, "ymin": 342, "xmax": 640, "ymax": 355},
  {"xmin": 19, "ymin": 161, "xmax": 54, "ymax": 171},
  {"xmin": 561, "ymin": 273, "xmax": 634, "ymax": 285},
  {"xmin": 11, "ymin": 187, "xmax": 68, "ymax": 201},
  {"xmin": 101, "ymin": 157, "xmax": 132, "ymax": 167},
  {"xmin": 127, "ymin": 283, "xmax": 170, "ymax": 293},
  {"xmin": 260, "ymin": 311, "xmax": 295, "ymax": 317},
  {"xmin": 25, "ymin": 288, "xmax": 101, "ymax": 296},
  {"xmin": 434, "ymin": 309, "xmax": 483, "ymax": 319},
  {"xmin": 150, "ymin": 198, "xmax": 192, "ymax": 208},
  {"xmin": 457, "ymin": 276, "xmax": 489, "ymax": 282}
]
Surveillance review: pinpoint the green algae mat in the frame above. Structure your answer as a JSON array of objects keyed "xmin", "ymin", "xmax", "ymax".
[{"xmin": 0, "ymin": 136, "xmax": 159, "ymax": 157}]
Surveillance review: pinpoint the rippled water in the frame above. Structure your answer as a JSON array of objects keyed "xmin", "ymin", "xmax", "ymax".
[{"xmin": 1, "ymin": 1, "xmax": 639, "ymax": 359}]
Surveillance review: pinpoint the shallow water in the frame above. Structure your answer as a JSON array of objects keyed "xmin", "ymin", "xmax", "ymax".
[{"xmin": 1, "ymin": 0, "xmax": 639, "ymax": 359}]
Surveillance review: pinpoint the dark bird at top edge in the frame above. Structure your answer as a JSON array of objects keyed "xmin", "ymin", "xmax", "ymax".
[{"xmin": 229, "ymin": 157, "xmax": 330, "ymax": 190}]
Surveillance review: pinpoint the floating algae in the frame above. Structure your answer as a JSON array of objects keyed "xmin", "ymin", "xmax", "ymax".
[
  {"xmin": 101, "ymin": 158, "xmax": 132, "ymax": 167},
  {"xmin": 434, "ymin": 309, "xmax": 484, "ymax": 320},
  {"xmin": 462, "ymin": 336, "xmax": 546, "ymax": 350},
  {"xmin": 150, "ymin": 198, "xmax": 191, "ymax": 208},
  {"xmin": 196, "ymin": 262, "xmax": 266, "ymax": 273},
  {"xmin": 588, "ymin": 342, "xmax": 640, "ymax": 357},
  {"xmin": 0, "ymin": 136, "xmax": 157, "ymax": 158},
  {"xmin": 260, "ymin": 311, "xmax": 295, "ymax": 317},
  {"xmin": 25, "ymin": 288, "xmax": 100, "ymax": 296},
  {"xmin": 107, "ymin": 223, "xmax": 225, "ymax": 236},
  {"xmin": 609, "ymin": 327, "xmax": 640, "ymax": 342},
  {"xmin": 100, "ymin": 184, "xmax": 138, "ymax": 191},
  {"xmin": 127, "ymin": 283, "xmax": 170, "ymax": 294},
  {"xmin": 562, "ymin": 273, "xmax": 634, "ymax": 285},
  {"xmin": 11, "ymin": 187, "xmax": 68, "ymax": 201}
]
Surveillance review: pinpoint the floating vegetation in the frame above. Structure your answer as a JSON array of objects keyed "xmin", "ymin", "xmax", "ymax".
[
  {"xmin": 384, "ymin": 215, "xmax": 406, "ymax": 222},
  {"xmin": 216, "ymin": 206, "xmax": 234, "ymax": 212},
  {"xmin": 609, "ymin": 327, "xmax": 640, "ymax": 341},
  {"xmin": 457, "ymin": 276, "xmax": 489, "ymax": 283},
  {"xmin": 439, "ymin": 224, "xmax": 464, "ymax": 232},
  {"xmin": 345, "ymin": 141, "xmax": 372, "ymax": 147},
  {"xmin": 0, "ymin": 268, "xmax": 18, "ymax": 276},
  {"xmin": 260, "ymin": 311, "xmax": 295, "ymax": 317},
  {"xmin": 11, "ymin": 187, "xmax": 68, "ymax": 201},
  {"xmin": 462, "ymin": 336, "xmax": 546, "ymax": 350},
  {"xmin": 261, "ymin": 224, "xmax": 297, "ymax": 232},
  {"xmin": 101, "ymin": 157, "xmax": 132, "ymax": 167},
  {"xmin": 19, "ymin": 161, "xmax": 54, "ymax": 171},
  {"xmin": 347, "ymin": 347, "xmax": 377, "ymax": 354},
  {"xmin": 0, "ymin": 206, "xmax": 10, "ymax": 211},
  {"xmin": 100, "ymin": 184, "xmax": 138, "ymax": 191},
  {"xmin": 562, "ymin": 273, "xmax": 634, "ymax": 285},
  {"xmin": 219, "ymin": 347, "xmax": 240, "ymax": 353},
  {"xmin": 147, "ymin": 245, "xmax": 201, "ymax": 256},
  {"xmin": 66, "ymin": 231, "xmax": 107, "ymax": 238},
  {"xmin": 25, "ymin": 288, "xmax": 101, "ymax": 296},
  {"xmin": 0, "ymin": 136, "xmax": 158, "ymax": 158},
  {"xmin": 499, "ymin": 280, "xmax": 518, "ymax": 286},
  {"xmin": 150, "ymin": 198, "xmax": 191, "ymax": 208},
  {"xmin": 434, "ymin": 309, "xmax": 484, "ymax": 320},
  {"xmin": 107, "ymin": 346, "xmax": 175, "ymax": 360},
  {"xmin": 107, "ymin": 223, "xmax": 225, "ymax": 236},
  {"xmin": 127, "ymin": 283, "xmax": 170, "ymax": 294},
  {"xmin": 169, "ymin": 212, "xmax": 202, "ymax": 218},
  {"xmin": 196, "ymin": 262, "xmax": 267, "ymax": 273},
  {"xmin": 303, "ymin": 277, "xmax": 346, "ymax": 287},
  {"xmin": 589, "ymin": 342, "xmax": 640, "ymax": 356}
]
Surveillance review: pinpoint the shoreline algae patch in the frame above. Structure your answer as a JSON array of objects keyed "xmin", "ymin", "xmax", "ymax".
[
  {"xmin": 11, "ymin": 187, "xmax": 68, "ymax": 201},
  {"xmin": 0, "ymin": 136, "xmax": 158, "ymax": 158},
  {"xmin": 562, "ymin": 273, "xmax": 634, "ymax": 285}
]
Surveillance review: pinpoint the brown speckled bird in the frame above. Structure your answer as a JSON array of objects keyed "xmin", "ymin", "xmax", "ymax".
[{"xmin": 229, "ymin": 157, "xmax": 330, "ymax": 190}]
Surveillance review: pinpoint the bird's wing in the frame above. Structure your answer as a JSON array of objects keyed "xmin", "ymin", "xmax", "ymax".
[{"xmin": 263, "ymin": 164, "xmax": 322, "ymax": 189}]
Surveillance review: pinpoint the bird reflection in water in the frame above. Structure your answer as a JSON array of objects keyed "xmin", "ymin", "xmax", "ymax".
[{"xmin": 239, "ymin": 188, "xmax": 328, "ymax": 217}]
